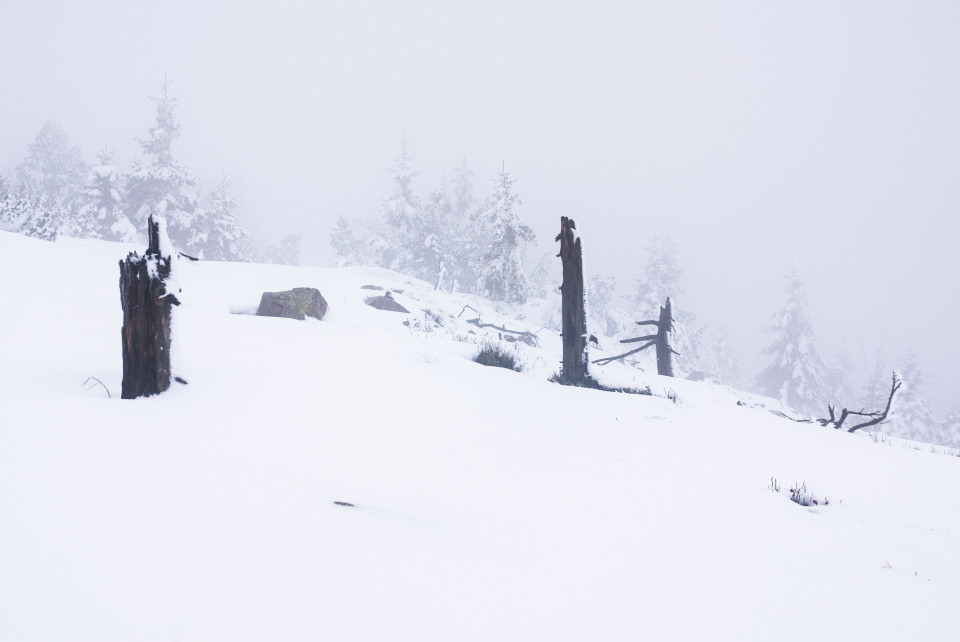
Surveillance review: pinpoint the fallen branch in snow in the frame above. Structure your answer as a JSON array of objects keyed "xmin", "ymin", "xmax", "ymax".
[
  {"xmin": 817, "ymin": 371, "xmax": 902, "ymax": 433},
  {"xmin": 772, "ymin": 371, "xmax": 902, "ymax": 434},
  {"xmin": 465, "ymin": 318, "xmax": 539, "ymax": 346}
]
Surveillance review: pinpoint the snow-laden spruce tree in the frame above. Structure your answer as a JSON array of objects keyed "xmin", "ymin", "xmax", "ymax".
[
  {"xmin": 376, "ymin": 134, "xmax": 424, "ymax": 275},
  {"xmin": 941, "ymin": 409, "xmax": 960, "ymax": 450},
  {"xmin": 886, "ymin": 352, "xmax": 940, "ymax": 445},
  {"xmin": 75, "ymin": 148, "xmax": 137, "ymax": 241},
  {"xmin": 330, "ymin": 216, "xmax": 366, "ymax": 266},
  {"xmin": 756, "ymin": 272, "xmax": 827, "ymax": 416},
  {"xmin": 701, "ymin": 326, "xmax": 744, "ymax": 387},
  {"xmin": 445, "ymin": 158, "xmax": 484, "ymax": 292},
  {"xmin": 419, "ymin": 174, "xmax": 453, "ymax": 287},
  {"xmin": 190, "ymin": 175, "xmax": 247, "ymax": 261},
  {"xmin": 824, "ymin": 343, "xmax": 856, "ymax": 409},
  {"xmin": 0, "ymin": 176, "xmax": 30, "ymax": 232},
  {"xmin": 125, "ymin": 79, "xmax": 200, "ymax": 248},
  {"xmin": 14, "ymin": 121, "xmax": 87, "ymax": 238},
  {"xmin": 632, "ymin": 235, "xmax": 684, "ymax": 318},
  {"xmin": 15, "ymin": 121, "xmax": 86, "ymax": 213},
  {"xmin": 475, "ymin": 165, "xmax": 536, "ymax": 304}
]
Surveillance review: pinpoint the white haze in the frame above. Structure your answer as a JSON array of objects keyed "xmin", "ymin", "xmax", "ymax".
[{"xmin": 2, "ymin": 0, "xmax": 958, "ymax": 411}]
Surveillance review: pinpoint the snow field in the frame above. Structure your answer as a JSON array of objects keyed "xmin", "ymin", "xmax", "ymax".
[{"xmin": 1, "ymin": 232, "xmax": 959, "ymax": 641}]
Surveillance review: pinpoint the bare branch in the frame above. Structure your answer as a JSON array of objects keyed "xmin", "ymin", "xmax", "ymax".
[
  {"xmin": 847, "ymin": 372, "xmax": 902, "ymax": 433},
  {"xmin": 634, "ymin": 320, "xmax": 659, "ymax": 327},
  {"xmin": 592, "ymin": 340, "xmax": 656, "ymax": 365},
  {"xmin": 466, "ymin": 317, "xmax": 538, "ymax": 344},
  {"xmin": 620, "ymin": 334, "xmax": 657, "ymax": 344}
]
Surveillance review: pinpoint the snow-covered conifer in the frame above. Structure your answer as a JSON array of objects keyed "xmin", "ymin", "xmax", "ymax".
[
  {"xmin": 756, "ymin": 272, "xmax": 828, "ymax": 416},
  {"xmin": 15, "ymin": 121, "xmax": 86, "ymax": 214},
  {"xmin": 125, "ymin": 79, "xmax": 199, "ymax": 248},
  {"xmin": 887, "ymin": 352, "xmax": 939, "ymax": 445},
  {"xmin": 377, "ymin": 134, "xmax": 423, "ymax": 274},
  {"xmin": 701, "ymin": 326, "xmax": 743, "ymax": 387},
  {"xmin": 631, "ymin": 235, "xmax": 684, "ymax": 320},
  {"xmin": 0, "ymin": 176, "xmax": 30, "ymax": 232},
  {"xmin": 192, "ymin": 175, "xmax": 247, "ymax": 260},
  {"xmin": 330, "ymin": 216, "xmax": 367, "ymax": 266},
  {"xmin": 75, "ymin": 148, "xmax": 135, "ymax": 241},
  {"xmin": 824, "ymin": 343, "xmax": 856, "ymax": 408},
  {"xmin": 475, "ymin": 165, "xmax": 535, "ymax": 304}
]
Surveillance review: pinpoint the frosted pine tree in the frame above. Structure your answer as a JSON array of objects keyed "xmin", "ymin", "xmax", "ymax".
[
  {"xmin": 21, "ymin": 197, "xmax": 65, "ymax": 241},
  {"xmin": 701, "ymin": 326, "xmax": 743, "ymax": 387},
  {"xmin": 887, "ymin": 352, "xmax": 939, "ymax": 444},
  {"xmin": 192, "ymin": 175, "xmax": 247, "ymax": 260},
  {"xmin": 15, "ymin": 121, "xmax": 86, "ymax": 216},
  {"xmin": 376, "ymin": 134, "xmax": 423, "ymax": 274},
  {"xmin": 756, "ymin": 272, "xmax": 827, "ymax": 416},
  {"xmin": 14, "ymin": 121, "xmax": 86, "ymax": 237},
  {"xmin": 76, "ymin": 148, "xmax": 136, "ymax": 241},
  {"xmin": 475, "ymin": 165, "xmax": 535, "ymax": 304},
  {"xmin": 419, "ymin": 174, "xmax": 453, "ymax": 287},
  {"xmin": 446, "ymin": 158, "xmax": 483, "ymax": 293},
  {"xmin": 0, "ymin": 176, "xmax": 30, "ymax": 232},
  {"xmin": 631, "ymin": 235, "xmax": 684, "ymax": 319},
  {"xmin": 330, "ymin": 216, "xmax": 368, "ymax": 266},
  {"xmin": 824, "ymin": 343, "xmax": 856, "ymax": 408},
  {"xmin": 941, "ymin": 409, "xmax": 960, "ymax": 450},
  {"xmin": 125, "ymin": 79, "xmax": 199, "ymax": 247}
]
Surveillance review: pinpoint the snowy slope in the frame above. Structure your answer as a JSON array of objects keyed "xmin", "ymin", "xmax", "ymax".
[{"xmin": 1, "ymin": 231, "xmax": 959, "ymax": 641}]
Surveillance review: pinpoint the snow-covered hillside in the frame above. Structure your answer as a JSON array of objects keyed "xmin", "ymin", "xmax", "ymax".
[{"xmin": 2, "ymin": 231, "xmax": 959, "ymax": 641}]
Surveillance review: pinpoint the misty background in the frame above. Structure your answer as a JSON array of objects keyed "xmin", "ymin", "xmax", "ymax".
[{"xmin": 2, "ymin": 0, "xmax": 958, "ymax": 413}]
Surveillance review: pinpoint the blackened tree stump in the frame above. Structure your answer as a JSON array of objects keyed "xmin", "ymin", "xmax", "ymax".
[
  {"xmin": 556, "ymin": 216, "xmax": 589, "ymax": 385},
  {"xmin": 119, "ymin": 215, "xmax": 180, "ymax": 399}
]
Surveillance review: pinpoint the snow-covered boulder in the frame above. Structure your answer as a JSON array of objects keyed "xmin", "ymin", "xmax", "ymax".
[
  {"xmin": 364, "ymin": 292, "xmax": 409, "ymax": 313},
  {"xmin": 256, "ymin": 287, "xmax": 327, "ymax": 321}
]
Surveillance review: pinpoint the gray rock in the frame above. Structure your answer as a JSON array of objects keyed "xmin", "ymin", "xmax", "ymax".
[
  {"xmin": 365, "ymin": 295, "xmax": 410, "ymax": 313},
  {"xmin": 257, "ymin": 287, "xmax": 328, "ymax": 321}
]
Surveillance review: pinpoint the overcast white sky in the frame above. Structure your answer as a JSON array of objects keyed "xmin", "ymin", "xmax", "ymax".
[{"xmin": 2, "ymin": 0, "xmax": 958, "ymax": 412}]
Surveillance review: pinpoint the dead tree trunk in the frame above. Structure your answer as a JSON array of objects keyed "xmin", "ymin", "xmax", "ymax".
[
  {"xmin": 592, "ymin": 296, "xmax": 678, "ymax": 377},
  {"xmin": 556, "ymin": 216, "xmax": 588, "ymax": 385},
  {"xmin": 119, "ymin": 215, "xmax": 180, "ymax": 399},
  {"xmin": 655, "ymin": 298, "xmax": 675, "ymax": 377}
]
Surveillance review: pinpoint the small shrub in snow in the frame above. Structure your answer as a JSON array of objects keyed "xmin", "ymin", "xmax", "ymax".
[
  {"xmin": 476, "ymin": 341, "xmax": 519, "ymax": 371},
  {"xmin": 769, "ymin": 478, "xmax": 833, "ymax": 507}
]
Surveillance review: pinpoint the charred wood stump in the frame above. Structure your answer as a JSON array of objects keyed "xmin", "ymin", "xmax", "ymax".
[
  {"xmin": 556, "ymin": 216, "xmax": 589, "ymax": 385},
  {"xmin": 119, "ymin": 215, "xmax": 180, "ymax": 399}
]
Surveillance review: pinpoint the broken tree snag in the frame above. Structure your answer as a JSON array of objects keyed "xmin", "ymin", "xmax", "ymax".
[
  {"xmin": 555, "ymin": 216, "xmax": 588, "ymax": 384},
  {"xmin": 592, "ymin": 296, "xmax": 677, "ymax": 377},
  {"xmin": 655, "ymin": 298, "xmax": 676, "ymax": 377},
  {"xmin": 119, "ymin": 215, "xmax": 181, "ymax": 399}
]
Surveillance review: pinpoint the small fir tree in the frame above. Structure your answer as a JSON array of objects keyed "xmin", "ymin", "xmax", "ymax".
[
  {"xmin": 756, "ymin": 272, "xmax": 828, "ymax": 416},
  {"xmin": 76, "ymin": 148, "xmax": 135, "ymax": 241},
  {"xmin": 475, "ymin": 164, "xmax": 535, "ymax": 304},
  {"xmin": 887, "ymin": 352, "xmax": 939, "ymax": 445},
  {"xmin": 125, "ymin": 78, "xmax": 200, "ymax": 247}
]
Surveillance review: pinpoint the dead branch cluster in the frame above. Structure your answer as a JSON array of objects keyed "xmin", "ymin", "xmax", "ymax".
[{"xmin": 773, "ymin": 371, "xmax": 902, "ymax": 433}]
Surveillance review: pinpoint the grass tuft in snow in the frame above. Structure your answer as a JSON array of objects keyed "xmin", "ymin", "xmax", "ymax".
[{"xmin": 475, "ymin": 341, "xmax": 520, "ymax": 371}]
